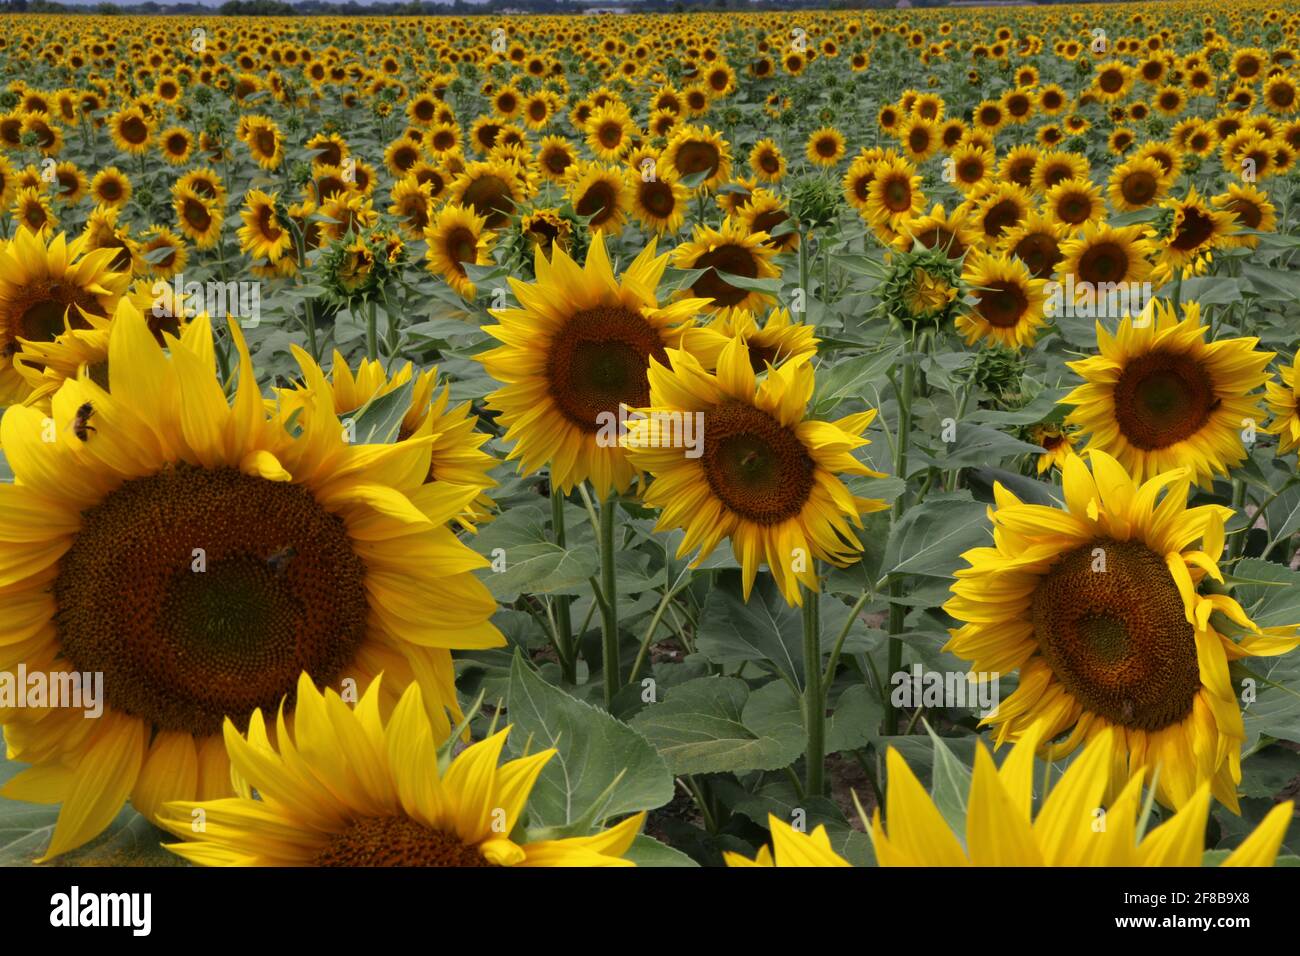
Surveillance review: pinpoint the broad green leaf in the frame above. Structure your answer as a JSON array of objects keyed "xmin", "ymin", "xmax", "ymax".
[
  {"xmin": 506, "ymin": 654, "xmax": 673, "ymax": 828},
  {"xmin": 882, "ymin": 497, "xmax": 991, "ymax": 579},
  {"xmin": 628, "ymin": 676, "xmax": 803, "ymax": 775}
]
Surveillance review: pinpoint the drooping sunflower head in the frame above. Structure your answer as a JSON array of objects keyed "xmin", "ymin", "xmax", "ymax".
[
  {"xmin": 0, "ymin": 300, "xmax": 504, "ymax": 860},
  {"xmin": 672, "ymin": 216, "xmax": 782, "ymax": 315},
  {"xmin": 1062, "ymin": 299, "xmax": 1271, "ymax": 486},
  {"xmin": 0, "ymin": 227, "xmax": 130, "ymax": 405},
  {"xmin": 158, "ymin": 675, "xmax": 645, "ymax": 867},
  {"xmin": 622, "ymin": 338, "xmax": 887, "ymax": 605},
  {"xmin": 945, "ymin": 450, "xmax": 1299, "ymax": 811},
  {"xmin": 479, "ymin": 232, "xmax": 709, "ymax": 496}
]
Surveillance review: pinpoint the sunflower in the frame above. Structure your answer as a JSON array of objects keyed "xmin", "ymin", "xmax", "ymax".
[
  {"xmin": 585, "ymin": 103, "xmax": 635, "ymax": 162},
  {"xmin": 1062, "ymin": 299, "xmax": 1270, "ymax": 486},
  {"xmin": 998, "ymin": 144, "xmax": 1041, "ymax": 191},
  {"xmin": 1265, "ymin": 359, "xmax": 1300, "ymax": 458},
  {"xmin": 138, "ymin": 225, "xmax": 188, "ymax": 280},
  {"xmin": 1148, "ymin": 188, "xmax": 1238, "ymax": 283},
  {"xmin": 478, "ymin": 233, "xmax": 706, "ymax": 496},
  {"xmin": 1044, "ymin": 177, "xmax": 1105, "ymax": 229},
  {"xmin": 305, "ymin": 131, "xmax": 349, "ymax": 167},
  {"xmin": 158, "ymin": 126, "xmax": 193, "ymax": 165},
  {"xmin": 894, "ymin": 202, "xmax": 980, "ymax": 261},
  {"xmin": 972, "ymin": 98, "xmax": 1008, "ymax": 135},
  {"xmin": 1031, "ymin": 423, "xmax": 1076, "ymax": 474},
  {"xmin": 972, "ymin": 182, "xmax": 1033, "ymax": 246},
  {"xmin": 956, "ymin": 251, "xmax": 1048, "ymax": 350},
  {"xmin": 1057, "ymin": 221, "xmax": 1153, "ymax": 293},
  {"xmin": 51, "ymin": 162, "xmax": 87, "ymax": 205},
  {"xmin": 567, "ymin": 162, "xmax": 631, "ymax": 237},
  {"xmin": 537, "ymin": 135, "xmax": 577, "ymax": 182},
  {"xmin": 661, "ymin": 124, "xmax": 732, "ymax": 193},
  {"xmin": 870, "ymin": 721, "xmax": 1294, "ymax": 866},
  {"xmin": 172, "ymin": 186, "xmax": 223, "ymax": 250},
  {"xmin": 865, "ymin": 155, "xmax": 924, "ymax": 229},
  {"xmin": 424, "ymin": 202, "xmax": 495, "ymax": 300},
  {"xmin": 723, "ymin": 814, "xmax": 850, "ymax": 867},
  {"xmin": 946, "ymin": 449, "xmax": 1300, "ymax": 811},
  {"xmin": 0, "ymin": 304, "xmax": 504, "ymax": 860},
  {"xmin": 1093, "ymin": 60, "xmax": 1134, "ymax": 102},
  {"xmin": 159, "ymin": 675, "xmax": 643, "ymax": 867},
  {"xmin": 1031, "ymin": 150, "xmax": 1089, "ymax": 194},
  {"xmin": 738, "ymin": 188, "xmax": 797, "ymax": 254},
  {"xmin": 108, "ymin": 106, "xmax": 153, "ymax": 156},
  {"xmin": 81, "ymin": 204, "xmax": 141, "ymax": 275},
  {"xmin": 681, "ymin": 306, "xmax": 817, "ymax": 373},
  {"xmin": 621, "ymin": 337, "xmax": 887, "ymax": 605},
  {"xmin": 448, "ymin": 159, "xmax": 530, "ymax": 230},
  {"xmin": 628, "ymin": 167, "xmax": 687, "ymax": 235},
  {"xmin": 0, "ymin": 227, "xmax": 128, "ymax": 405},
  {"xmin": 1263, "ymin": 74, "xmax": 1299, "ymax": 115},
  {"xmin": 239, "ymin": 116, "xmax": 283, "ymax": 170},
  {"xmin": 805, "ymin": 126, "xmax": 846, "ymax": 168},
  {"xmin": 672, "ymin": 217, "xmax": 782, "ymax": 316},
  {"xmin": 237, "ymin": 189, "xmax": 293, "ymax": 266},
  {"xmin": 748, "ymin": 138, "xmax": 787, "ymax": 183},
  {"xmin": 1212, "ymin": 182, "xmax": 1277, "ymax": 249},
  {"xmin": 12, "ymin": 186, "xmax": 56, "ymax": 235},
  {"xmin": 948, "ymin": 142, "xmax": 994, "ymax": 194},
  {"xmin": 1107, "ymin": 156, "xmax": 1168, "ymax": 212},
  {"xmin": 1001, "ymin": 211, "xmax": 1068, "ymax": 280}
]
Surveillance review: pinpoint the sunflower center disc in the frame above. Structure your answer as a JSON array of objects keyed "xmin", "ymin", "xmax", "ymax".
[
  {"xmin": 702, "ymin": 401, "xmax": 814, "ymax": 524},
  {"xmin": 312, "ymin": 816, "xmax": 492, "ymax": 867},
  {"xmin": 1030, "ymin": 539, "xmax": 1199, "ymax": 730},
  {"xmin": 692, "ymin": 245, "xmax": 760, "ymax": 308},
  {"xmin": 977, "ymin": 280, "xmax": 1029, "ymax": 328},
  {"xmin": 55, "ymin": 465, "xmax": 369, "ymax": 736},
  {"xmin": 1112, "ymin": 348, "xmax": 1216, "ymax": 450},
  {"xmin": 546, "ymin": 305, "xmax": 666, "ymax": 432}
]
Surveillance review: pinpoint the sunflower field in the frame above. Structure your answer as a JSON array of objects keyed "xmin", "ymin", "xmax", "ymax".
[{"xmin": 1, "ymin": 1, "xmax": 1300, "ymax": 877}]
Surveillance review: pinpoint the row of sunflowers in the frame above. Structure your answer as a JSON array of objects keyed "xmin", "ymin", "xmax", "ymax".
[{"xmin": 0, "ymin": 3, "xmax": 1299, "ymax": 868}]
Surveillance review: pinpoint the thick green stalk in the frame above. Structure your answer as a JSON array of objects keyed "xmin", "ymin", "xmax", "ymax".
[
  {"xmin": 802, "ymin": 586, "xmax": 824, "ymax": 796},
  {"xmin": 364, "ymin": 297, "xmax": 379, "ymax": 361},
  {"xmin": 885, "ymin": 339, "xmax": 916, "ymax": 736},
  {"xmin": 551, "ymin": 488, "xmax": 576, "ymax": 683},
  {"xmin": 599, "ymin": 494, "xmax": 620, "ymax": 710}
]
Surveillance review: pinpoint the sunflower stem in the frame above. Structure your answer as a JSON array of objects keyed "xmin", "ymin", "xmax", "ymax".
[
  {"xmin": 885, "ymin": 333, "xmax": 917, "ymax": 736},
  {"xmin": 550, "ymin": 487, "xmax": 577, "ymax": 684},
  {"xmin": 1228, "ymin": 478, "xmax": 1248, "ymax": 562},
  {"xmin": 599, "ymin": 493, "xmax": 621, "ymax": 710},
  {"xmin": 802, "ymin": 585, "xmax": 825, "ymax": 797},
  {"xmin": 797, "ymin": 226, "xmax": 810, "ymax": 324},
  {"xmin": 364, "ymin": 296, "xmax": 379, "ymax": 362}
]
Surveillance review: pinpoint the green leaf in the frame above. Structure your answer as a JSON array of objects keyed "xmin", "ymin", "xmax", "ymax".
[
  {"xmin": 623, "ymin": 834, "xmax": 699, "ymax": 867},
  {"xmin": 922, "ymin": 721, "xmax": 973, "ymax": 836},
  {"xmin": 812, "ymin": 345, "xmax": 901, "ymax": 413},
  {"xmin": 694, "ymin": 574, "xmax": 804, "ymax": 685},
  {"xmin": 825, "ymin": 683, "xmax": 883, "ymax": 753},
  {"xmin": 506, "ymin": 653, "xmax": 673, "ymax": 828},
  {"xmin": 339, "ymin": 378, "xmax": 413, "ymax": 444},
  {"xmin": 941, "ymin": 423, "xmax": 1044, "ymax": 469},
  {"xmin": 882, "ymin": 497, "xmax": 991, "ymax": 579},
  {"xmin": 628, "ymin": 676, "xmax": 803, "ymax": 775},
  {"xmin": 471, "ymin": 504, "xmax": 599, "ymax": 600}
]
